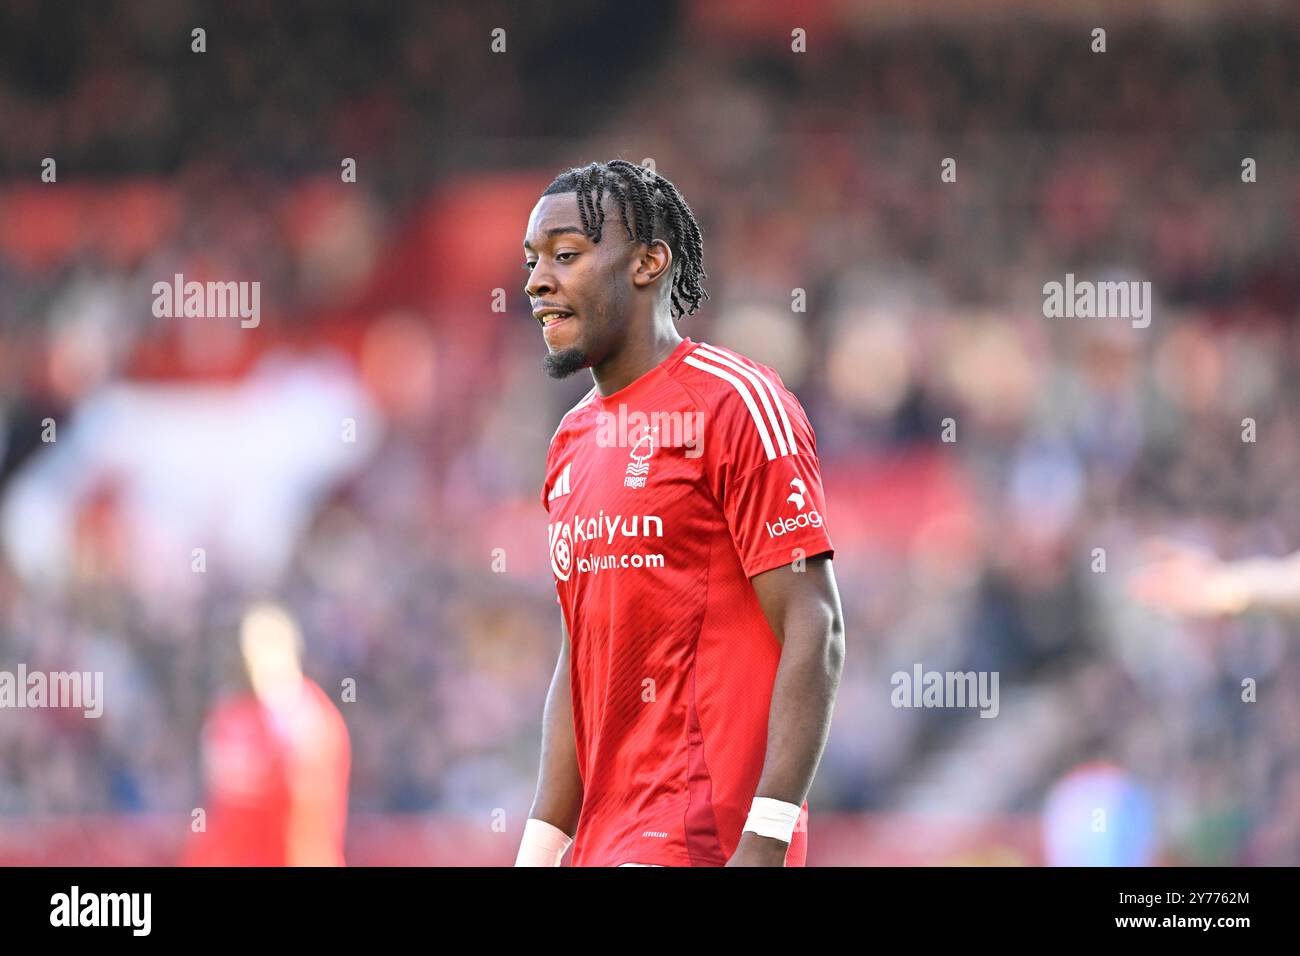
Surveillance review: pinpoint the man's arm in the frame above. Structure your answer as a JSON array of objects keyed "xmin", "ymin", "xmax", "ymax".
[
  {"xmin": 728, "ymin": 553, "xmax": 845, "ymax": 866},
  {"xmin": 285, "ymin": 712, "xmax": 348, "ymax": 867},
  {"xmin": 1130, "ymin": 540, "xmax": 1300, "ymax": 617},
  {"xmin": 517, "ymin": 615, "xmax": 583, "ymax": 863}
]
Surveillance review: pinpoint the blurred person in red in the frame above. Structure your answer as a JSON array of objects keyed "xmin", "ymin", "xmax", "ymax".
[{"xmin": 184, "ymin": 603, "xmax": 351, "ymax": 866}]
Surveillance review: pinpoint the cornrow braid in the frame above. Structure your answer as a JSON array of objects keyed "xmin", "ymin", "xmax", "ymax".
[{"xmin": 541, "ymin": 160, "xmax": 709, "ymax": 320}]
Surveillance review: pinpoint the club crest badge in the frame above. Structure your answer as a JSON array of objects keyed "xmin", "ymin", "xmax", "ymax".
[{"xmin": 624, "ymin": 425, "xmax": 657, "ymax": 489}]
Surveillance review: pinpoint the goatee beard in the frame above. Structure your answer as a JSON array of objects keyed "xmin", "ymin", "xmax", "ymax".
[{"xmin": 543, "ymin": 346, "xmax": 589, "ymax": 379}]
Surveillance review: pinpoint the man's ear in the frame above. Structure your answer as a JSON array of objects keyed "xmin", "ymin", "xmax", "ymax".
[{"xmin": 633, "ymin": 239, "xmax": 673, "ymax": 289}]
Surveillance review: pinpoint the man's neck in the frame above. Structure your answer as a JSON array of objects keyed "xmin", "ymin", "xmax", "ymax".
[{"xmin": 591, "ymin": 325, "xmax": 683, "ymax": 397}]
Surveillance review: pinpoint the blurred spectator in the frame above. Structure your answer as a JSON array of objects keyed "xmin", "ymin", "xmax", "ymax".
[{"xmin": 184, "ymin": 603, "xmax": 350, "ymax": 866}]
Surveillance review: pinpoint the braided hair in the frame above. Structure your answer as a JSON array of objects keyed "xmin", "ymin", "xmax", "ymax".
[{"xmin": 541, "ymin": 160, "xmax": 709, "ymax": 320}]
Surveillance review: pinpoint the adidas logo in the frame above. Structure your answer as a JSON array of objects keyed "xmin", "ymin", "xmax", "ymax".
[{"xmin": 547, "ymin": 462, "xmax": 572, "ymax": 502}]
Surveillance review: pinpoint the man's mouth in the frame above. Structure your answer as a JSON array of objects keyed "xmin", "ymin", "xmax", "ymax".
[{"xmin": 537, "ymin": 310, "xmax": 575, "ymax": 329}]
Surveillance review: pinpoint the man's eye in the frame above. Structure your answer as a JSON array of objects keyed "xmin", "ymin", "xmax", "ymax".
[{"xmin": 522, "ymin": 253, "xmax": 576, "ymax": 271}]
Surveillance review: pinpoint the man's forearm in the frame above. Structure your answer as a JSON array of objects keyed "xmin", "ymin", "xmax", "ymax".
[
  {"xmin": 527, "ymin": 636, "xmax": 583, "ymax": 834},
  {"xmin": 753, "ymin": 599, "xmax": 845, "ymax": 807},
  {"xmin": 1222, "ymin": 551, "xmax": 1300, "ymax": 614},
  {"xmin": 517, "ymin": 638, "xmax": 584, "ymax": 866}
]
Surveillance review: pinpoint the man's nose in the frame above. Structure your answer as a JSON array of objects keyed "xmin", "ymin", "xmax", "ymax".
[{"xmin": 524, "ymin": 264, "xmax": 554, "ymax": 299}]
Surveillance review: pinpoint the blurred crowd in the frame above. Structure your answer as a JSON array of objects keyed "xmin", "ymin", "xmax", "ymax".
[{"xmin": 1, "ymin": 2, "xmax": 1298, "ymax": 864}]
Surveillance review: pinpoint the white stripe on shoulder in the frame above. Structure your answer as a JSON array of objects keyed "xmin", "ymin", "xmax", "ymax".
[
  {"xmin": 683, "ymin": 354, "xmax": 778, "ymax": 460},
  {"xmin": 550, "ymin": 386, "xmax": 598, "ymax": 444},
  {"xmin": 694, "ymin": 343, "xmax": 797, "ymax": 456}
]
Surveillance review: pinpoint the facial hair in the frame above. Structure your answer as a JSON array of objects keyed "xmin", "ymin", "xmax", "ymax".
[{"xmin": 542, "ymin": 345, "xmax": 589, "ymax": 379}]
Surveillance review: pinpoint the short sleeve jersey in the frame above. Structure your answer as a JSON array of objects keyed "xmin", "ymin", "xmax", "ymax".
[{"xmin": 541, "ymin": 337, "xmax": 834, "ymax": 867}]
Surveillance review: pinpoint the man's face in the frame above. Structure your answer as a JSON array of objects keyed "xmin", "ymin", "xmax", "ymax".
[{"xmin": 523, "ymin": 191, "xmax": 638, "ymax": 378}]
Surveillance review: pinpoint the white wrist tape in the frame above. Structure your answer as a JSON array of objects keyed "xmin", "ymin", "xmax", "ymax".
[
  {"xmin": 515, "ymin": 818, "xmax": 573, "ymax": 867},
  {"xmin": 742, "ymin": 797, "xmax": 802, "ymax": 843}
]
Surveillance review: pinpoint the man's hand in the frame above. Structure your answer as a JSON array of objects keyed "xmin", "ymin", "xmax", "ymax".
[
  {"xmin": 725, "ymin": 831, "xmax": 790, "ymax": 867},
  {"xmin": 1129, "ymin": 539, "xmax": 1248, "ymax": 617},
  {"xmin": 1129, "ymin": 539, "xmax": 1300, "ymax": 618}
]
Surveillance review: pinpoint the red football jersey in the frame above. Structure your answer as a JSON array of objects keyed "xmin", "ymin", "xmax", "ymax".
[
  {"xmin": 185, "ymin": 677, "xmax": 350, "ymax": 866},
  {"xmin": 541, "ymin": 337, "xmax": 835, "ymax": 866}
]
